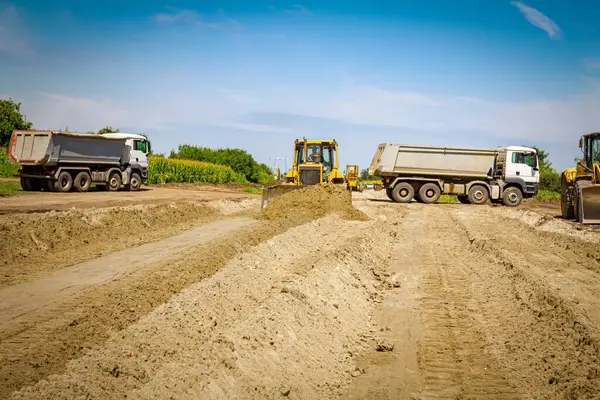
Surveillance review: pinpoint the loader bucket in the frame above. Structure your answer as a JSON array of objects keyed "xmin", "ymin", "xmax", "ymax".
[
  {"xmin": 261, "ymin": 184, "xmax": 305, "ymax": 209},
  {"xmin": 578, "ymin": 184, "xmax": 600, "ymax": 224}
]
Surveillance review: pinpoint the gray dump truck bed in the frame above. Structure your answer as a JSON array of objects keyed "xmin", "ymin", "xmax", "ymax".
[
  {"xmin": 8, "ymin": 130, "xmax": 127, "ymax": 166},
  {"xmin": 369, "ymin": 143, "xmax": 498, "ymax": 179}
]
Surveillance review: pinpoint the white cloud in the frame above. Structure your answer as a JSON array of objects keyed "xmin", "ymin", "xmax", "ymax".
[
  {"xmin": 284, "ymin": 5, "xmax": 311, "ymax": 15},
  {"xmin": 153, "ymin": 7, "xmax": 240, "ymax": 29},
  {"xmin": 511, "ymin": 1, "xmax": 561, "ymax": 39},
  {"xmin": 0, "ymin": 4, "xmax": 34, "ymax": 60}
]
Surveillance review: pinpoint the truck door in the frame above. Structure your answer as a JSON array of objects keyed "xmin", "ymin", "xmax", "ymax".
[
  {"xmin": 131, "ymin": 139, "xmax": 149, "ymax": 168},
  {"xmin": 507, "ymin": 150, "xmax": 538, "ymax": 193}
]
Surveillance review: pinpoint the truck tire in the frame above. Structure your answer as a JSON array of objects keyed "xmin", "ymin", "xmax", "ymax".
[
  {"xmin": 55, "ymin": 171, "xmax": 73, "ymax": 192},
  {"xmin": 468, "ymin": 184, "xmax": 488, "ymax": 205},
  {"xmin": 107, "ymin": 171, "xmax": 122, "ymax": 192},
  {"xmin": 74, "ymin": 171, "xmax": 92, "ymax": 192},
  {"xmin": 125, "ymin": 172, "xmax": 141, "ymax": 191},
  {"xmin": 20, "ymin": 177, "xmax": 32, "ymax": 191},
  {"xmin": 502, "ymin": 186, "xmax": 523, "ymax": 207},
  {"xmin": 418, "ymin": 183, "xmax": 441, "ymax": 204},
  {"xmin": 385, "ymin": 187, "xmax": 394, "ymax": 201},
  {"xmin": 30, "ymin": 179, "xmax": 44, "ymax": 191},
  {"xmin": 391, "ymin": 182, "xmax": 414, "ymax": 203},
  {"xmin": 457, "ymin": 195, "xmax": 470, "ymax": 204}
]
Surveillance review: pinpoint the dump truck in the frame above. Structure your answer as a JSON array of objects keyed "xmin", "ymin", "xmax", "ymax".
[
  {"xmin": 345, "ymin": 164, "xmax": 362, "ymax": 192},
  {"xmin": 369, "ymin": 143, "xmax": 539, "ymax": 206},
  {"xmin": 560, "ymin": 132, "xmax": 600, "ymax": 224},
  {"xmin": 261, "ymin": 137, "xmax": 345, "ymax": 209},
  {"xmin": 7, "ymin": 130, "xmax": 150, "ymax": 192}
]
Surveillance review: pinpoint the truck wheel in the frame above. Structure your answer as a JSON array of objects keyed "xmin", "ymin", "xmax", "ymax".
[
  {"xmin": 391, "ymin": 182, "xmax": 414, "ymax": 203},
  {"xmin": 55, "ymin": 171, "xmax": 73, "ymax": 192},
  {"xmin": 74, "ymin": 171, "xmax": 92, "ymax": 192},
  {"xmin": 125, "ymin": 172, "xmax": 141, "ymax": 191},
  {"xmin": 457, "ymin": 196, "xmax": 470, "ymax": 204},
  {"xmin": 502, "ymin": 187, "xmax": 522, "ymax": 207},
  {"xmin": 418, "ymin": 183, "xmax": 441, "ymax": 204},
  {"xmin": 107, "ymin": 172, "xmax": 122, "ymax": 192},
  {"xmin": 468, "ymin": 185, "xmax": 488, "ymax": 205},
  {"xmin": 20, "ymin": 177, "xmax": 32, "ymax": 191},
  {"xmin": 30, "ymin": 179, "xmax": 44, "ymax": 191},
  {"xmin": 385, "ymin": 187, "xmax": 394, "ymax": 201}
]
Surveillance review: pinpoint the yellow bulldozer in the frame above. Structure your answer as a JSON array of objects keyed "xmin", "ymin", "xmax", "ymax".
[
  {"xmin": 561, "ymin": 132, "xmax": 600, "ymax": 224},
  {"xmin": 261, "ymin": 138, "xmax": 345, "ymax": 209},
  {"xmin": 345, "ymin": 164, "xmax": 362, "ymax": 192}
]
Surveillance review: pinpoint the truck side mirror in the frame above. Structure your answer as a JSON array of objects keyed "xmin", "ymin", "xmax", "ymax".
[{"xmin": 579, "ymin": 138, "xmax": 583, "ymax": 149}]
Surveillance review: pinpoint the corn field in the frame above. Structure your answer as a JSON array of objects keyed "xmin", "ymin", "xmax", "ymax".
[{"xmin": 147, "ymin": 156, "xmax": 247, "ymax": 184}]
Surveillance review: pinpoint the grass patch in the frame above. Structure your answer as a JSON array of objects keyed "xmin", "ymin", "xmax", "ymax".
[
  {"xmin": 438, "ymin": 195, "xmax": 459, "ymax": 204},
  {"xmin": 147, "ymin": 155, "xmax": 247, "ymax": 185},
  {"xmin": 534, "ymin": 189, "xmax": 561, "ymax": 202},
  {"xmin": 0, "ymin": 148, "xmax": 19, "ymax": 179},
  {"xmin": 0, "ymin": 181, "xmax": 24, "ymax": 195},
  {"xmin": 241, "ymin": 187, "xmax": 262, "ymax": 194}
]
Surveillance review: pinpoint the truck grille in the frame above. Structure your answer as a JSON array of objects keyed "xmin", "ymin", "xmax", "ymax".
[{"xmin": 299, "ymin": 166, "xmax": 321, "ymax": 185}]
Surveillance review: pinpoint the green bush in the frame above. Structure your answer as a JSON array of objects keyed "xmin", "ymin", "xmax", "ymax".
[
  {"xmin": 169, "ymin": 144, "xmax": 273, "ymax": 184},
  {"xmin": 147, "ymin": 155, "xmax": 247, "ymax": 184},
  {"xmin": 0, "ymin": 147, "xmax": 19, "ymax": 178},
  {"xmin": 535, "ymin": 189, "xmax": 561, "ymax": 202},
  {"xmin": 539, "ymin": 165, "xmax": 561, "ymax": 192}
]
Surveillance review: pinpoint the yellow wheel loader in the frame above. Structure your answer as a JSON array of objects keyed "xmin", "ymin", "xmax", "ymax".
[
  {"xmin": 345, "ymin": 164, "xmax": 362, "ymax": 192},
  {"xmin": 261, "ymin": 138, "xmax": 345, "ymax": 209},
  {"xmin": 561, "ymin": 132, "xmax": 600, "ymax": 224}
]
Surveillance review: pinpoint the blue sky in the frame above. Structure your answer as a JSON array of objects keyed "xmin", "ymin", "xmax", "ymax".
[{"xmin": 2, "ymin": 0, "xmax": 600, "ymax": 172}]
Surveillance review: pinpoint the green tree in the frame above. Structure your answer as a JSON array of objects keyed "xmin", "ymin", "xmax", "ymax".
[
  {"xmin": 170, "ymin": 144, "xmax": 273, "ymax": 184},
  {"xmin": 360, "ymin": 168, "xmax": 376, "ymax": 180},
  {"xmin": 97, "ymin": 126, "xmax": 119, "ymax": 134},
  {"xmin": 0, "ymin": 98, "xmax": 33, "ymax": 146},
  {"xmin": 528, "ymin": 145, "xmax": 560, "ymax": 192}
]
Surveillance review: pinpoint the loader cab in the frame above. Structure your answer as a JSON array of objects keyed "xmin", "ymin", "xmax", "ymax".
[{"xmin": 578, "ymin": 133, "xmax": 600, "ymax": 172}]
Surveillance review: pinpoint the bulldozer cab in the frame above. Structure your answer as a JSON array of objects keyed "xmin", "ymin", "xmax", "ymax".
[
  {"xmin": 287, "ymin": 138, "xmax": 340, "ymax": 185},
  {"xmin": 296, "ymin": 142, "xmax": 334, "ymax": 177},
  {"xmin": 578, "ymin": 133, "xmax": 600, "ymax": 178},
  {"xmin": 567, "ymin": 132, "xmax": 600, "ymax": 223}
]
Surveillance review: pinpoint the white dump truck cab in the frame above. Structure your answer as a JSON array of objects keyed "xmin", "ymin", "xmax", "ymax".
[
  {"xmin": 495, "ymin": 146, "xmax": 539, "ymax": 199},
  {"xmin": 101, "ymin": 133, "xmax": 150, "ymax": 182}
]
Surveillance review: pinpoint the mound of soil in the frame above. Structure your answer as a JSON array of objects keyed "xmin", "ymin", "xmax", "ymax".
[
  {"xmin": 259, "ymin": 184, "xmax": 368, "ymax": 222},
  {"xmin": 0, "ymin": 200, "xmax": 258, "ymax": 288}
]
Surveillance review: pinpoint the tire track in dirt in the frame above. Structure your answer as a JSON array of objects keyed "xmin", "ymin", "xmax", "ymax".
[
  {"xmin": 412, "ymin": 207, "xmax": 518, "ymax": 399},
  {"xmin": 11, "ymin": 213, "xmax": 398, "ymax": 400},
  {"xmin": 451, "ymin": 206, "xmax": 600, "ymax": 399}
]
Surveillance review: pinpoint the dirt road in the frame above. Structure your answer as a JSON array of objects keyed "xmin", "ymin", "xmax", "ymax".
[
  {"xmin": 0, "ymin": 184, "xmax": 258, "ymax": 214},
  {"xmin": 3, "ymin": 187, "xmax": 600, "ymax": 399}
]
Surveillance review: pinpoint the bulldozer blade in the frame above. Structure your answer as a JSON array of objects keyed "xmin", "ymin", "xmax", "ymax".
[
  {"xmin": 261, "ymin": 184, "xmax": 305, "ymax": 209},
  {"xmin": 579, "ymin": 184, "xmax": 600, "ymax": 224}
]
